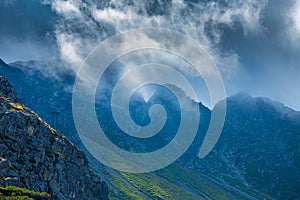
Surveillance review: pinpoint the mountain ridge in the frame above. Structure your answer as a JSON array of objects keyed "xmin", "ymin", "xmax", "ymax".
[{"xmin": 1, "ymin": 58, "xmax": 300, "ymax": 199}]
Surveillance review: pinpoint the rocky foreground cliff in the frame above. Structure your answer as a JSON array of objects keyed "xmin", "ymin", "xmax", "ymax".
[{"xmin": 0, "ymin": 76, "xmax": 109, "ymax": 200}]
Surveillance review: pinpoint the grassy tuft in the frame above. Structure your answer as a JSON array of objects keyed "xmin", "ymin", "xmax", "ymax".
[{"xmin": 0, "ymin": 186, "xmax": 50, "ymax": 200}]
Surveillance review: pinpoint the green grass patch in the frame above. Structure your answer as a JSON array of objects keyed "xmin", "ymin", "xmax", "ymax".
[
  {"xmin": 103, "ymin": 170, "xmax": 146, "ymax": 200},
  {"xmin": 120, "ymin": 171, "xmax": 199, "ymax": 200},
  {"xmin": 0, "ymin": 186, "xmax": 50, "ymax": 200}
]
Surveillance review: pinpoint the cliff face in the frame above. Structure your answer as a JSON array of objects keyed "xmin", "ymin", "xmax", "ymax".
[{"xmin": 0, "ymin": 76, "xmax": 109, "ymax": 200}]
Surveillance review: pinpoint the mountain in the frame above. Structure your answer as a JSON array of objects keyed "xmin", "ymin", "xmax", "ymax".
[
  {"xmin": 0, "ymin": 76, "xmax": 109, "ymax": 199},
  {"xmin": 1, "ymin": 58, "xmax": 300, "ymax": 199},
  {"xmin": 186, "ymin": 92, "xmax": 300, "ymax": 199},
  {"xmin": 214, "ymin": 92, "xmax": 300, "ymax": 199},
  {"xmin": 0, "ymin": 58, "xmax": 77, "ymax": 144}
]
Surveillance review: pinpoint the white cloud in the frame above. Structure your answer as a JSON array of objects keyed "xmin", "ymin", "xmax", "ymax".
[
  {"xmin": 56, "ymin": 33, "xmax": 84, "ymax": 71},
  {"xmin": 92, "ymin": 7, "xmax": 128, "ymax": 24},
  {"xmin": 289, "ymin": 0, "xmax": 300, "ymax": 38},
  {"xmin": 51, "ymin": 0, "xmax": 82, "ymax": 18},
  {"xmin": 47, "ymin": 0, "xmax": 268, "ymax": 77}
]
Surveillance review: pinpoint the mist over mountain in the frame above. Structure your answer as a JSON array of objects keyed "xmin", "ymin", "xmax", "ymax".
[
  {"xmin": 1, "ymin": 0, "xmax": 300, "ymax": 110},
  {"xmin": 1, "ymin": 59, "xmax": 299, "ymax": 199}
]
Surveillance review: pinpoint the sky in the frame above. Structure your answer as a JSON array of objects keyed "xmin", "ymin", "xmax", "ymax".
[{"xmin": 0, "ymin": 0, "xmax": 300, "ymax": 110}]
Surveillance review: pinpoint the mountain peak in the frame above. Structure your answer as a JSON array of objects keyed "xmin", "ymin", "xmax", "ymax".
[
  {"xmin": 227, "ymin": 91, "xmax": 252, "ymax": 105},
  {"xmin": 226, "ymin": 91, "xmax": 300, "ymax": 123},
  {"xmin": 230, "ymin": 91, "xmax": 252, "ymax": 99}
]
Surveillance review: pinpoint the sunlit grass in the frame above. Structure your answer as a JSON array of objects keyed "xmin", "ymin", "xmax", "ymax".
[{"xmin": 0, "ymin": 186, "xmax": 50, "ymax": 200}]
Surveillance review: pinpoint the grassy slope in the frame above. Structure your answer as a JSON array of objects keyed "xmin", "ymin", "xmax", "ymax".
[
  {"xmin": 104, "ymin": 160, "xmax": 275, "ymax": 200},
  {"xmin": 0, "ymin": 186, "xmax": 50, "ymax": 200},
  {"xmin": 103, "ymin": 162, "xmax": 250, "ymax": 200}
]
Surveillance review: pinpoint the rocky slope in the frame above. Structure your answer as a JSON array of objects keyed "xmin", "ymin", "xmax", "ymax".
[{"xmin": 0, "ymin": 76, "xmax": 108, "ymax": 200}]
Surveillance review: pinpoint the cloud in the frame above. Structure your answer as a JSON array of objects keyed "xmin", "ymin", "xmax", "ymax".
[
  {"xmin": 47, "ymin": 0, "xmax": 268, "ymax": 77},
  {"xmin": 2, "ymin": 0, "xmax": 299, "ymax": 110},
  {"xmin": 288, "ymin": 0, "xmax": 300, "ymax": 40},
  {"xmin": 56, "ymin": 33, "xmax": 84, "ymax": 71},
  {"xmin": 50, "ymin": 0, "xmax": 82, "ymax": 18},
  {"xmin": 92, "ymin": 7, "xmax": 129, "ymax": 24}
]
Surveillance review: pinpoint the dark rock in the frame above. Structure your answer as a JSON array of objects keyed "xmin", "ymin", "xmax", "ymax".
[
  {"xmin": 0, "ymin": 76, "xmax": 19, "ymax": 102},
  {"xmin": 0, "ymin": 77, "xmax": 109, "ymax": 200}
]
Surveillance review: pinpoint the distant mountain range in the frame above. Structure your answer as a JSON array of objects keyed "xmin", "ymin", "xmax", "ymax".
[{"xmin": 0, "ymin": 58, "xmax": 299, "ymax": 199}]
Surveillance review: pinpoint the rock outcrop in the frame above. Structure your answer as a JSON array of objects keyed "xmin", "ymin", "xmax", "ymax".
[{"xmin": 0, "ymin": 76, "xmax": 109, "ymax": 200}]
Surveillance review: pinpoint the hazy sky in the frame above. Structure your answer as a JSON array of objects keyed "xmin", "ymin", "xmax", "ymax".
[
  {"xmin": 0, "ymin": 0, "xmax": 299, "ymax": 110},
  {"xmin": 0, "ymin": 0, "xmax": 57, "ymax": 61}
]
